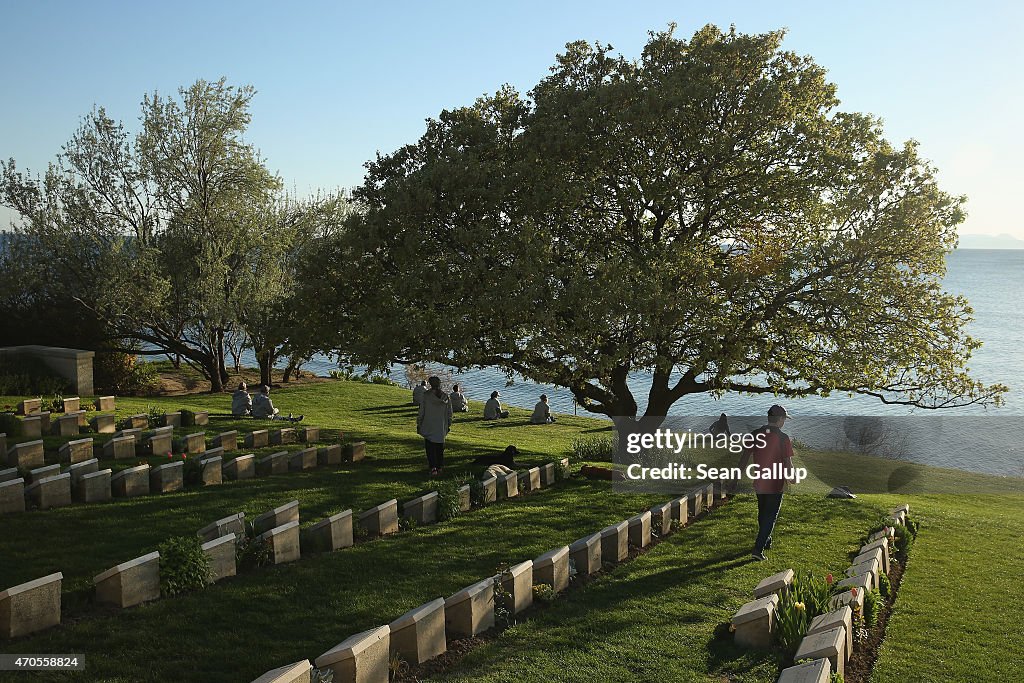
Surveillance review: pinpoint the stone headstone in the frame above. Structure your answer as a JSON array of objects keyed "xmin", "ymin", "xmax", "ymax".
[
  {"xmin": 859, "ymin": 538, "xmax": 891, "ymax": 573},
  {"xmin": 111, "ymin": 464, "xmax": 150, "ymax": 498},
  {"xmin": 245, "ymin": 429, "xmax": 270, "ymax": 449},
  {"xmin": 111, "ymin": 427, "xmax": 142, "ymax": 441},
  {"xmin": 289, "ymin": 447, "xmax": 317, "ymax": 472},
  {"xmin": 94, "ymin": 551, "xmax": 160, "ymax": 608},
  {"xmin": 445, "ymin": 578, "xmax": 494, "ymax": 638},
  {"xmin": 258, "ymin": 451, "xmax": 291, "ymax": 476},
  {"xmin": 0, "ymin": 466, "xmax": 17, "ymax": 484},
  {"xmin": 21, "ymin": 415, "xmax": 42, "ymax": 438},
  {"xmin": 837, "ymin": 572, "xmax": 872, "ymax": 595},
  {"xmin": 670, "ymin": 495, "xmax": 689, "ymax": 526},
  {"xmin": 829, "ymin": 586, "xmax": 865, "ymax": 613},
  {"xmin": 18, "ymin": 398, "xmax": 42, "ymax": 415},
  {"xmin": 59, "ymin": 437, "xmax": 94, "ymax": 464},
  {"xmin": 28, "ymin": 463, "xmax": 61, "ymax": 484},
  {"xmin": 349, "ymin": 441, "xmax": 366, "ymax": 462},
  {"xmin": 777, "ymin": 658, "xmax": 830, "ymax": 683},
  {"xmin": 479, "ymin": 476, "xmax": 497, "ymax": 504},
  {"xmin": 201, "ymin": 446, "xmax": 225, "ymax": 461},
  {"xmin": 458, "ymin": 483, "xmax": 471, "ymax": 512},
  {"xmin": 794, "ymin": 626, "xmax": 846, "ymax": 678},
  {"xmin": 254, "ymin": 500, "xmax": 300, "ymax": 535},
  {"xmin": 62, "ymin": 397, "xmax": 81, "ymax": 413},
  {"xmin": 223, "ymin": 454, "xmax": 255, "ymax": 480},
  {"xmin": 315, "ymin": 626, "xmax": 390, "ymax": 683},
  {"xmin": 53, "ymin": 413, "xmax": 80, "ymax": 437},
  {"xmin": 150, "ymin": 461, "xmax": 183, "ymax": 494},
  {"xmin": 261, "ymin": 521, "xmax": 301, "ymax": 564},
  {"xmin": 251, "ymin": 661, "xmax": 312, "ymax": 683},
  {"xmin": 650, "ymin": 501, "xmax": 672, "ymax": 536},
  {"xmin": 731, "ymin": 594, "xmax": 779, "ymax": 649},
  {"xmin": 570, "ymin": 532, "xmax": 602, "ymax": 576},
  {"xmin": 270, "ymin": 428, "xmax": 296, "ymax": 446},
  {"xmin": 402, "ymin": 491, "xmax": 438, "ymax": 525},
  {"xmin": 103, "ymin": 435, "xmax": 138, "ymax": 461},
  {"xmin": 198, "ymin": 454, "xmax": 223, "ymax": 486},
  {"xmin": 201, "ymin": 534, "xmax": 237, "ymax": 583},
  {"xmin": 95, "ymin": 396, "xmax": 116, "ymax": 412},
  {"xmin": 90, "ymin": 414, "xmax": 116, "ymax": 434},
  {"xmin": 180, "ymin": 409, "xmax": 208, "ymax": 427},
  {"xmin": 498, "ymin": 471, "xmax": 518, "ymax": 499},
  {"xmin": 628, "ymin": 511, "xmax": 652, "ymax": 548},
  {"xmin": 358, "ymin": 499, "xmax": 399, "ymax": 537},
  {"xmin": 212, "ymin": 431, "xmax": 238, "ymax": 451},
  {"xmin": 688, "ymin": 490, "xmax": 704, "ymax": 518},
  {"xmin": 0, "ymin": 478, "xmax": 26, "ymax": 515},
  {"xmin": 807, "ymin": 605, "xmax": 853, "ymax": 662},
  {"xmin": 7, "ymin": 439, "xmax": 44, "ymax": 469},
  {"xmin": 161, "ymin": 411, "xmax": 182, "ymax": 428},
  {"xmin": 498, "ymin": 560, "xmax": 533, "ymax": 614},
  {"xmin": 540, "ymin": 462, "xmax": 556, "ymax": 487},
  {"xmin": 74, "ymin": 468, "xmax": 112, "ymax": 504},
  {"xmin": 65, "ymin": 458, "xmax": 99, "ymax": 486},
  {"xmin": 525, "ymin": 466, "xmax": 541, "ymax": 491},
  {"xmin": 0, "ymin": 572, "xmax": 63, "ymax": 638},
  {"xmin": 146, "ymin": 431, "xmax": 173, "ymax": 457},
  {"xmin": 753, "ymin": 568, "xmax": 795, "ymax": 599},
  {"xmin": 299, "ymin": 426, "xmax": 319, "ymax": 443},
  {"xmin": 198, "ymin": 512, "xmax": 245, "ymax": 543},
  {"xmin": 26, "ymin": 473, "xmax": 72, "ymax": 509},
  {"xmin": 317, "ymin": 444, "xmax": 342, "ymax": 466},
  {"xmin": 600, "ymin": 520, "xmax": 629, "ymax": 563},
  {"xmin": 389, "ymin": 598, "xmax": 446, "ymax": 666},
  {"xmin": 534, "ymin": 545, "xmax": 570, "ymax": 593},
  {"xmin": 180, "ymin": 432, "xmax": 207, "ymax": 455},
  {"xmin": 845, "ymin": 557, "xmax": 880, "ymax": 590},
  {"xmin": 127, "ymin": 413, "xmax": 148, "ymax": 430},
  {"xmin": 305, "ymin": 510, "xmax": 354, "ymax": 552}
]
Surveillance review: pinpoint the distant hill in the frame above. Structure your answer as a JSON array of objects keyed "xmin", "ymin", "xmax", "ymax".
[{"xmin": 957, "ymin": 233, "xmax": 1024, "ymax": 249}]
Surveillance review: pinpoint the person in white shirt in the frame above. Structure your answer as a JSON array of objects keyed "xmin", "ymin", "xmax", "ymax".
[
  {"xmin": 484, "ymin": 391, "xmax": 509, "ymax": 419},
  {"xmin": 231, "ymin": 382, "xmax": 252, "ymax": 417},
  {"xmin": 417, "ymin": 376, "xmax": 453, "ymax": 475},
  {"xmin": 530, "ymin": 394, "xmax": 556, "ymax": 424},
  {"xmin": 412, "ymin": 380, "xmax": 427, "ymax": 406},
  {"xmin": 252, "ymin": 385, "xmax": 303, "ymax": 422},
  {"xmin": 450, "ymin": 384, "xmax": 469, "ymax": 412}
]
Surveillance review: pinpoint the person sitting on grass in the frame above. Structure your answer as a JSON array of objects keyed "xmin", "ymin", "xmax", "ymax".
[
  {"xmin": 530, "ymin": 394, "xmax": 557, "ymax": 424},
  {"xmin": 412, "ymin": 380, "xmax": 427, "ymax": 406},
  {"xmin": 231, "ymin": 382, "xmax": 252, "ymax": 417},
  {"xmin": 450, "ymin": 384, "xmax": 469, "ymax": 412},
  {"xmin": 251, "ymin": 384, "xmax": 304, "ymax": 422},
  {"xmin": 484, "ymin": 391, "xmax": 510, "ymax": 419}
]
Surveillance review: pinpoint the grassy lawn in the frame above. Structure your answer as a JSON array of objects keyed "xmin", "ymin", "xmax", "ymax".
[{"xmin": 1, "ymin": 379, "xmax": 1022, "ymax": 682}]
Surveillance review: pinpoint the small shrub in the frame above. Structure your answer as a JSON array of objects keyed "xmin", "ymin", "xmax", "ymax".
[
  {"xmin": 432, "ymin": 480, "xmax": 463, "ymax": 522},
  {"xmin": 469, "ymin": 478, "xmax": 486, "ymax": 507},
  {"xmin": 158, "ymin": 535, "xmax": 210, "ymax": 596},
  {"xmin": 492, "ymin": 567, "xmax": 513, "ymax": 628},
  {"xmin": 236, "ymin": 521, "xmax": 272, "ymax": 571},
  {"xmin": 369, "ymin": 374, "xmax": 395, "ymax": 385},
  {"xmin": 570, "ymin": 434, "xmax": 616, "ymax": 463},
  {"xmin": 311, "ymin": 666, "xmax": 335, "ymax": 683},
  {"xmin": 893, "ymin": 523, "xmax": 914, "ymax": 558},
  {"xmin": 831, "ymin": 672, "xmax": 844, "ymax": 683},
  {"xmin": 146, "ymin": 404, "xmax": 164, "ymax": 429},
  {"xmin": 774, "ymin": 592, "xmax": 809, "ymax": 655},
  {"xmin": 555, "ymin": 458, "xmax": 571, "ymax": 481},
  {"xmin": 183, "ymin": 456, "xmax": 203, "ymax": 486},
  {"xmin": 0, "ymin": 413, "xmax": 23, "ymax": 437},
  {"xmin": 864, "ymin": 588, "xmax": 882, "ymax": 628},
  {"xmin": 533, "ymin": 583, "xmax": 556, "ymax": 603},
  {"xmin": 399, "ymin": 516, "xmax": 418, "ymax": 532},
  {"xmin": 45, "ymin": 394, "xmax": 64, "ymax": 413},
  {"xmin": 878, "ymin": 571, "xmax": 892, "ymax": 600},
  {"xmin": 94, "ymin": 351, "xmax": 158, "ymax": 396},
  {"xmin": 0, "ymin": 357, "xmax": 69, "ymax": 395}
]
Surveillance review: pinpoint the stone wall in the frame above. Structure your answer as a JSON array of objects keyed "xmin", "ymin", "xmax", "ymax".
[{"xmin": 0, "ymin": 345, "xmax": 95, "ymax": 395}]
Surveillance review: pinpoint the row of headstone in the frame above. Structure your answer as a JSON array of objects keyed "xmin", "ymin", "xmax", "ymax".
[
  {"xmin": 730, "ymin": 504, "xmax": 909, "ymax": 683},
  {"xmin": 251, "ymin": 481, "xmax": 722, "ymax": 682},
  {"xmin": 16, "ymin": 396, "xmax": 115, "ymax": 416}
]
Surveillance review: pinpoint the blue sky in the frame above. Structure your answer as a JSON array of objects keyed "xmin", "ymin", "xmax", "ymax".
[{"xmin": 1, "ymin": 0, "xmax": 1021, "ymax": 239}]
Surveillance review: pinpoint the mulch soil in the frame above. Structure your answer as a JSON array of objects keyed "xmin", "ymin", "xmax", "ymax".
[{"xmin": 843, "ymin": 550, "xmax": 909, "ymax": 683}]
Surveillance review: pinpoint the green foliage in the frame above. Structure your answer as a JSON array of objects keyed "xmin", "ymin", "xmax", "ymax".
[
  {"xmin": 894, "ymin": 522, "xmax": 915, "ymax": 558},
  {"xmin": 146, "ymin": 404, "xmax": 165, "ymax": 429},
  {"xmin": 311, "ymin": 666, "xmax": 335, "ymax": 683},
  {"xmin": 774, "ymin": 591, "xmax": 810, "ymax": 655},
  {"xmin": 878, "ymin": 571, "xmax": 893, "ymax": 601},
  {"xmin": 0, "ymin": 357, "xmax": 69, "ymax": 396},
  {"xmin": 0, "ymin": 412, "xmax": 23, "ymax": 437},
  {"xmin": 492, "ymin": 565, "xmax": 514, "ymax": 628},
  {"xmin": 790, "ymin": 570, "xmax": 840, "ymax": 620},
  {"xmin": 831, "ymin": 673, "xmax": 844, "ymax": 683},
  {"xmin": 555, "ymin": 458, "xmax": 571, "ymax": 481},
  {"xmin": 182, "ymin": 455, "xmax": 204, "ymax": 486},
  {"xmin": 469, "ymin": 478, "xmax": 487, "ymax": 507},
  {"xmin": 157, "ymin": 535, "xmax": 210, "ymax": 596},
  {"xmin": 571, "ymin": 434, "xmax": 616, "ymax": 463},
  {"xmin": 236, "ymin": 521, "xmax": 271, "ymax": 571},
  {"xmin": 532, "ymin": 583, "xmax": 556, "ymax": 604},
  {"xmin": 432, "ymin": 479, "xmax": 464, "ymax": 522},
  {"xmin": 94, "ymin": 352, "xmax": 159, "ymax": 396},
  {"xmin": 864, "ymin": 588, "xmax": 882, "ymax": 628}
]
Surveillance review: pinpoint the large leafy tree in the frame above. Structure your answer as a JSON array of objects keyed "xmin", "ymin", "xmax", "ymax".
[{"xmin": 335, "ymin": 25, "xmax": 1005, "ymax": 419}]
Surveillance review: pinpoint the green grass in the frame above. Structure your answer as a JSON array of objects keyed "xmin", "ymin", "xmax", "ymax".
[{"xmin": 1, "ymin": 379, "xmax": 1022, "ymax": 682}]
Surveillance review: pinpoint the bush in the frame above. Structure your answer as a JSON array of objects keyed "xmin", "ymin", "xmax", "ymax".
[
  {"xmin": 570, "ymin": 434, "xmax": 616, "ymax": 462},
  {"xmin": 864, "ymin": 588, "xmax": 882, "ymax": 628},
  {"xmin": 878, "ymin": 571, "xmax": 892, "ymax": 600},
  {"xmin": 183, "ymin": 456, "xmax": 203, "ymax": 486},
  {"xmin": 790, "ymin": 570, "xmax": 840, "ymax": 620},
  {"xmin": 94, "ymin": 351, "xmax": 159, "ymax": 396},
  {"xmin": 533, "ymin": 583, "xmax": 556, "ymax": 603},
  {"xmin": 893, "ymin": 522, "xmax": 914, "ymax": 558},
  {"xmin": 0, "ymin": 413, "xmax": 23, "ymax": 437},
  {"xmin": 158, "ymin": 536, "xmax": 210, "ymax": 596},
  {"xmin": 236, "ymin": 522, "xmax": 272, "ymax": 571},
  {"xmin": 555, "ymin": 458, "xmax": 572, "ymax": 481},
  {"xmin": 469, "ymin": 478, "xmax": 486, "ymax": 507},
  {"xmin": 774, "ymin": 592, "xmax": 809, "ymax": 655},
  {"xmin": 0, "ymin": 357, "xmax": 69, "ymax": 396},
  {"xmin": 432, "ymin": 480, "xmax": 463, "ymax": 522}
]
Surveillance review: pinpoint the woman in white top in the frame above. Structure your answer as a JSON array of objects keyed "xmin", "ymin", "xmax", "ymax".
[
  {"xmin": 450, "ymin": 384, "xmax": 469, "ymax": 412},
  {"xmin": 530, "ymin": 394, "xmax": 556, "ymax": 424}
]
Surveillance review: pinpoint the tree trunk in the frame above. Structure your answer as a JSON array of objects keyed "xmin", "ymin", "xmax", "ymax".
[
  {"xmin": 282, "ymin": 361, "xmax": 296, "ymax": 383},
  {"xmin": 257, "ymin": 349, "xmax": 273, "ymax": 387}
]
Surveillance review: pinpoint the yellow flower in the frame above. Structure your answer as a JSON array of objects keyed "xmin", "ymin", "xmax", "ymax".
[{"xmin": 795, "ymin": 601, "xmax": 806, "ymax": 611}]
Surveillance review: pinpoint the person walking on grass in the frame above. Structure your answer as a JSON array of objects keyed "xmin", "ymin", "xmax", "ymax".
[
  {"xmin": 734, "ymin": 404, "xmax": 796, "ymax": 561},
  {"xmin": 417, "ymin": 376, "xmax": 453, "ymax": 476}
]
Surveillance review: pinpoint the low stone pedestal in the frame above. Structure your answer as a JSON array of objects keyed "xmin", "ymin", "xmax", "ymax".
[
  {"xmin": 525, "ymin": 467, "xmax": 541, "ymax": 491},
  {"xmin": 7, "ymin": 439, "xmax": 44, "ymax": 469},
  {"xmin": 53, "ymin": 413, "xmax": 80, "ymax": 437},
  {"xmin": 0, "ymin": 572, "xmax": 63, "ymax": 638},
  {"xmin": 17, "ymin": 398, "xmax": 42, "ymax": 415},
  {"xmin": 181, "ymin": 409, "xmax": 208, "ymax": 427},
  {"xmin": 161, "ymin": 411, "xmax": 181, "ymax": 428},
  {"xmin": 127, "ymin": 414, "xmax": 148, "ymax": 429},
  {"xmin": 198, "ymin": 512, "xmax": 245, "ymax": 543},
  {"xmin": 671, "ymin": 495, "xmax": 689, "ymax": 526},
  {"xmin": 66, "ymin": 458, "xmax": 98, "ymax": 485},
  {"xmin": 794, "ymin": 626, "xmax": 846, "ymax": 677},
  {"xmin": 28, "ymin": 464, "xmax": 61, "ymax": 483},
  {"xmin": 245, "ymin": 429, "xmax": 269, "ymax": 449},
  {"xmin": 807, "ymin": 605, "xmax": 853, "ymax": 661},
  {"xmin": 315, "ymin": 626, "xmax": 390, "ymax": 683},
  {"xmin": 570, "ymin": 532, "xmax": 602, "ymax": 576},
  {"xmin": 389, "ymin": 598, "xmax": 446, "ymax": 665},
  {"xmin": 837, "ymin": 572, "xmax": 872, "ymax": 595},
  {"xmin": 859, "ymin": 538, "xmax": 891, "ymax": 573},
  {"xmin": 318, "ymin": 444, "xmax": 342, "ymax": 466},
  {"xmin": 358, "ymin": 499, "xmax": 399, "ymax": 536},
  {"xmin": 402, "ymin": 491, "xmax": 438, "ymax": 525},
  {"xmin": 252, "ymin": 660, "xmax": 312, "ymax": 683},
  {"xmin": 111, "ymin": 464, "xmax": 150, "ymax": 497},
  {"xmin": 458, "ymin": 484, "xmax": 471, "ymax": 512},
  {"xmin": 306, "ymin": 510, "xmax": 354, "ymax": 552},
  {"xmin": 59, "ymin": 437, "xmax": 93, "ymax": 464},
  {"xmin": 829, "ymin": 586, "xmax": 865, "ymax": 613},
  {"xmin": 534, "ymin": 545, "xmax": 569, "ymax": 593},
  {"xmin": 753, "ymin": 568, "xmax": 794, "ymax": 599},
  {"xmin": 258, "ymin": 451, "xmax": 290, "ymax": 475},
  {"xmin": 777, "ymin": 658, "xmax": 830, "ymax": 683},
  {"xmin": 61, "ymin": 397, "xmax": 80, "ymax": 413},
  {"xmin": 224, "ymin": 454, "xmax": 255, "ymax": 480},
  {"xmin": 445, "ymin": 579, "xmax": 494, "ymax": 638},
  {"xmin": 201, "ymin": 534, "xmax": 237, "ymax": 583},
  {"xmin": 212, "ymin": 431, "xmax": 238, "ymax": 451},
  {"xmin": 688, "ymin": 490, "xmax": 704, "ymax": 518},
  {"xmin": 845, "ymin": 557, "xmax": 880, "ymax": 590},
  {"xmin": 261, "ymin": 521, "xmax": 301, "ymax": 564},
  {"xmin": 21, "ymin": 415, "xmax": 42, "ymax": 438},
  {"xmin": 852, "ymin": 547, "xmax": 884, "ymax": 576},
  {"xmin": 348, "ymin": 441, "xmax": 366, "ymax": 462},
  {"xmin": 0, "ymin": 466, "xmax": 15, "ymax": 483},
  {"xmin": 254, "ymin": 500, "xmax": 300, "ymax": 534},
  {"xmin": 0, "ymin": 478, "xmax": 25, "ymax": 514},
  {"xmin": 74, "ymin": 469, "xmax": 112, "ymax": 503},
  {"xmin": 94, "ymin": 552, "xmax": 161, "ymax": 608},
  {"xmin": 731, "ymin": 594, "xmax": 779, "ymax": 649},
  {"xmin": 628, "ymin": 511, "xmax": 652, "ymax": 548},
  {"xmin": 289, "ymin": 447, "xmax": 318, "ymax": 471},
  {"xmin": 600, "ymin": 520, "xmax": 629, "ymax": 563},
  {"xmin": 498, "ymin": 560, "xmax": 533, "ymax": 614},
  {"xmin": 26, "ymin": 473, "xmax": 72, "ymax": 509},
  {"xmin": 146, "ymin": 429, "xmax": 173, "ymax": 457}
]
